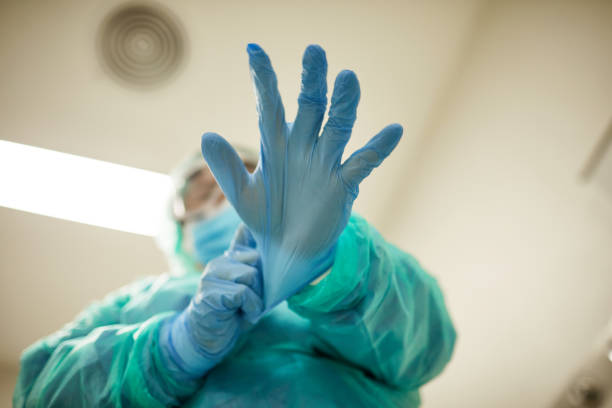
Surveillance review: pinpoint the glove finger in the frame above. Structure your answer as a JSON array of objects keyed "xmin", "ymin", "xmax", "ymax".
[
  {"xmin": 226, "ymin": 225, "xmax": 260, "ymax": 268},
  {"xmin": 229, "ymin": 224, "xmax": 257, "ymax": 251},
  {"xmin": 316, "ymin": 70, "xmax": 360, "ymax": 166},
  {"xmin": 205, "ymin": 260, "xmax": 262, "ymax": 298},
  {"xmin": 247, "ymin": 43, "xmax": 287, "ymax": 157},
  {"xmin": 201, "ymin": 132, "xmax": 250, "ymax": 215},
  {"xmin": 189, "ymin": 299, "xmax": 236, "ymax": 332},
  {"xmin": 208, "ymin": 279, "xmax": 263, "ymax": 323},
  {"xmin": 238, "ymin": 284, "xmax": 264, "ymax": 323},
  {"xmin": 233, "ymin": 264, "xmax": 262, "ymax": 298},
  {"xmin": 200, "ymin": 278, "xmax": 245, "ymax": 310},
  {"xmin": 226, "ymin": 246, "xmax": 259, "ymax": 268},
  {"xmin": 341, "ymin": 123, "xmax": 402, "ymax": 191},
  {"xmin": 293, "ymin": 45, "xmax": 327, "ymax": 149}
]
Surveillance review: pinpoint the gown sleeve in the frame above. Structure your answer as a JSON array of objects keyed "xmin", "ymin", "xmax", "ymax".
[
  {"xmin": 288, "ymin": 213, "xmax": 457, "ymax": 390},
  {"xmin": 13, "ymin": 274, "xmax": 204, "ymax": 407}
]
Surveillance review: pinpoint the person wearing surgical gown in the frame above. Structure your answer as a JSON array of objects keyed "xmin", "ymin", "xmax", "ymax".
[{"xmin": 14, "ymin": 44, "xmax": 456, "ymax": 408}]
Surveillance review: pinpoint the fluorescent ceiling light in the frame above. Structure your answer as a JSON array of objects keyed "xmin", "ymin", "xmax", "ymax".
[{"xmin": 0, "ymin": 140, "xmax": 172, "ymax": 236}]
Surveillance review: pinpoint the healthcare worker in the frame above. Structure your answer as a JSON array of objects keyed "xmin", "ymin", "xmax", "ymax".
[{"xmin": 14, "ymin": 44, "xmax": 456, "ymax": 407}]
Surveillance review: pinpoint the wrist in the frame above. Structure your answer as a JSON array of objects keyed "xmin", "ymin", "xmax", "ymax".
[
  {"xmin": 160, "ymin": 310, "xmax": 228, "ymax": 377},
  {"xmin": 261, "ymin": 241, "xmax": 337, "ymax": 309},
  {"xmin": 289, "ymin": 215, "xmax": 367, "ymax": 314},
  {"xmin": 309, "ymin": 243, "xmax": 337, "ymax": 282}
]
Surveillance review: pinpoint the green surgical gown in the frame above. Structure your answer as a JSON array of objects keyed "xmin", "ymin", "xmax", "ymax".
[{"xmin": 13, "ymin": 214, "xmax": 456, "ymax": 407}]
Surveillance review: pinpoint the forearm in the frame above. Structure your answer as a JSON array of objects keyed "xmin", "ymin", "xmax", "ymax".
[
  {"xmin": 288, "ymin": 214, "xmax": 457, "ymax": 389},
  {"xmin": 14, "ymin": 314, "xmax": 203, "ymax": 408},
  {"xmin": 14, "ymin": 278, "xmax": 159, "ymax": 407}
]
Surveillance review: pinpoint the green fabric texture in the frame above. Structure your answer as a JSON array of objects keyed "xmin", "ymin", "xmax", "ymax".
[
  {"xmin": 288, "ymin": 214, "xmax": 456, "ymax": 390},
  {"xmin": 14, "ymin": 215, "xmax": 456, "ymax": 407}
]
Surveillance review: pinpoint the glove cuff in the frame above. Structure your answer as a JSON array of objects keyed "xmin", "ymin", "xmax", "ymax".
[
  {"xmin": 288, "ymin": 214, "xmax": 369, "ymax": 314},
  {"xmin": 262, "ymin": 243, "xmax": 336, "ymax": 310},
  {"xmin": 159, "ymin": 311, "xmax": 224, "ymax": 377}
]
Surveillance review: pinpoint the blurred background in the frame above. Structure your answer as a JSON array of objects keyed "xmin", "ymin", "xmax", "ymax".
[{"xmin": 1, "ymin": 0, "xmax": 611, "ymax": 406}]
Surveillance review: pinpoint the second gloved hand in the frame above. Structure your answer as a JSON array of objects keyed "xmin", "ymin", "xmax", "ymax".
[
  {"xmin": 160, "ymin": 225, "xmax": 263, "ymax": 378},
  {"xmin": 201, "ymin": 44, "xmax": 403, "ymax": 309}
]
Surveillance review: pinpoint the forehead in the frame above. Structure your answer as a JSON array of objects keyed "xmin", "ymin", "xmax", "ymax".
[
  {"xmin": 185, "ymin": 166, "xmax": 215, "ymax": 186},
  {"xmin": 182, "ymin": 166, "xmax": 218, "ymax": 201}
]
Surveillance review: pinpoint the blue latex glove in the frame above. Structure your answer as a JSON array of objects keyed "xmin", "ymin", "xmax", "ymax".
[
  {"xmin": 201, "ymin": 44, "xmax": 403, "ymax": 310},
  {"xmin": 160, "ymin": 224, "xmax": 263, "ymax": 377}
]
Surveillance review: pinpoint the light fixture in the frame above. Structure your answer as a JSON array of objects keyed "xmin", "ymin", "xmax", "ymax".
[{"xmin": 0, "ymin": 140, "xmax": 172, "ymax": 236}]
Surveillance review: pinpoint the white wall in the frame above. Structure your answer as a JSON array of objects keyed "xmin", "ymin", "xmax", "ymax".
[{"xmin": 393, "ymin": 1, "xmax": 612, "ymax": 406}]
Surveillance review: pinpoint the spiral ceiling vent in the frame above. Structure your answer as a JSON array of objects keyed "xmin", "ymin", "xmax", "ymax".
[{"xmin": 98, "ymin": 3, "xmax": 186, "ymax": 87}]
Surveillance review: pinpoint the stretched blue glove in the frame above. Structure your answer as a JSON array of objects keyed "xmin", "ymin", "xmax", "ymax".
[
  {"xmin": 160, "ymin": 225, "xmax": 263, "ymax": 378},
  {"xmin": 201, "ymin": 44, "xmax": 403, "ymax": 310}
]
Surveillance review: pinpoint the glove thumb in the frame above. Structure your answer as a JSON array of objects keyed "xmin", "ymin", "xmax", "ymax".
[
  {"xmin": 201, "ymin": 132, "xmax": 250, "ymax": 215},
  {"xmin": 226, "ymin": 224, "xmax": 259, "ymax": 266}
]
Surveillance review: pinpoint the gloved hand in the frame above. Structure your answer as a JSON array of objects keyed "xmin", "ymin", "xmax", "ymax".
[
  {"xmin": 160, "ymin": 224, "xmax": 263, "ymax": 377},
  {"xmin": 201, "ymin": 44, "xmax": 403, "ymax": 310}
]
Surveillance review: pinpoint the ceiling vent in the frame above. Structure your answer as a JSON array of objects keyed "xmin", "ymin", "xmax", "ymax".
[{"xmin": 97, "ymin": 2, "xmax": 186, "ymax": 88}]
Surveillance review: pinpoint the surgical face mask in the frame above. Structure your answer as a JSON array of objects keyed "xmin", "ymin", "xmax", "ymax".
[{"xmin": 182, "ymin": 205, "xmax": 242, "ymax": 267}]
